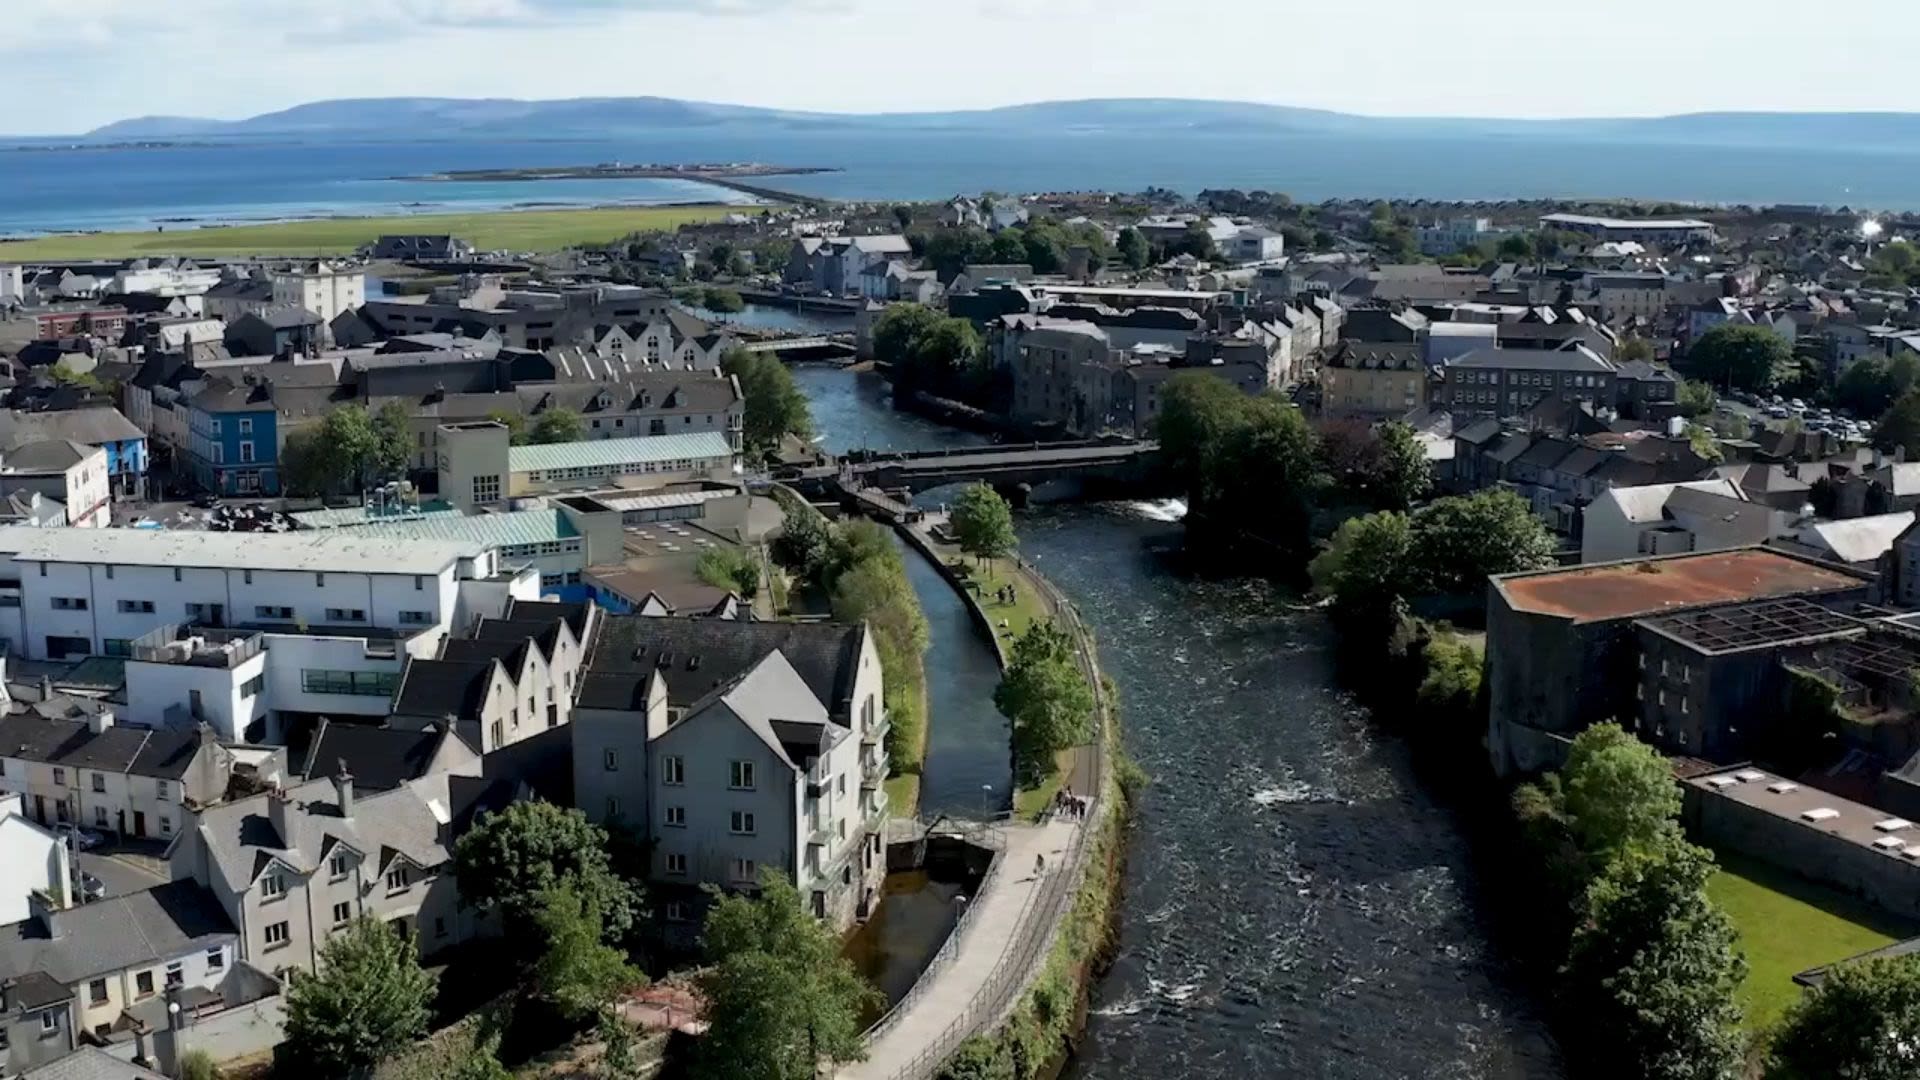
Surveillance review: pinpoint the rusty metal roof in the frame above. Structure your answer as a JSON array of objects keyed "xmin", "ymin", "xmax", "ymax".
[{"xmin": 1498, "ymin": 549, "xmax": 1864, "ymax": 623}]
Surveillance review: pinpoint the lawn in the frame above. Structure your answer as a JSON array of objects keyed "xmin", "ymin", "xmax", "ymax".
[
  {"xmin": 1013, "ymin": 749, "xmax": 1075, "ymax": 822},
  {"xmin": 1706, "ymin": 849, "xmax": 1915, "ymax": 1032},
  {"xmin": 0, "ymin": 204, "xmax": 740, "ymax": 259}
]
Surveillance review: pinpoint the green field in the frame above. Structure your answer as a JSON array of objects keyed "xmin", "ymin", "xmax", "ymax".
[
  {"xmin": 0, "ymin": 204, "xmax": 743, "ymax": 260},
  {"xmin": 1706, "ymin": 850, "xmax": 1914, "ymax": 1032}
]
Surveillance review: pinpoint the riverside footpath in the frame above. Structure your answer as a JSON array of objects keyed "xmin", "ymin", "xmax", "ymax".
[{"xmin": 842, "ymin": 509, "xmax": 1113, "ymax": 1080}]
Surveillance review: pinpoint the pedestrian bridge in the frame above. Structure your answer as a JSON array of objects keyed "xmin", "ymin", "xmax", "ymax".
[{"xmin": 804, "ymin": 440, "xmax": 1163, "ymax": 499}]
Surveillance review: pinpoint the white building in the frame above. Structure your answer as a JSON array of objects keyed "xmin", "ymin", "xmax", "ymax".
[
  {"xmin": 271, "ymin": 262, "xmax": 365, "ymax": 335},
  {"xmin": 1418, "ymin": 218, "xmax": 1505, "ymax": 256},
  {"xmin": 0, "ymin": 266, "xmax": 23, "ymax": 306},
  {"xmin": 0, "ymin": 442, "xmax": 110, "ymax": 529},
  {"xmin": 0, "ymin": 793, "xmax": 69, "ymax": 925},
  {"xmin": 110, "ymin": 264, "xmax": 223, "ymax": 299},
  {"xmin": 435, "ymin": 423, "xmax": 737, "ymax": 513},
  {"xmin": 1581, "ymin": 479, "xmax": 1784, "ymax": 563}
]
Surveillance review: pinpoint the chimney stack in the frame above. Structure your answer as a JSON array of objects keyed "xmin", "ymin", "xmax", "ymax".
[
  {"xmin": 267, "ymin": 785, "xmax": 293, "ymax": 846},
  {"xmin": 28, "ymin": 889, "xmax": 63, "ymax": 939},
  {"xmin": 331, "ymin": 761, "xmax": 354, "ymax": 820}
]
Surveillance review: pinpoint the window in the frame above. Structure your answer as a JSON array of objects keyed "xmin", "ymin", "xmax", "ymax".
[
  {"xmin": 301, "ymin": 670, "xmax": 399, "ymax": 697},
  {"xmin": 155, "ymin": 779, "xmax": 170, "ymax": 801},
  {"xmin": 239, "ymin": 441, "xmax": 255, "ymax": 463},
  {"xmin": 206, "ymin": 947, "xmax": 224, "ymax": 972},
  {"xmin": 413, "ymin": 575, "xmax": 424, "ymax": 591},
  {"xmin": 603, "ymin": 749, "xmax": 619, "ymax": 772},
  {"xmin": 472, "ymin": 475, "xmax": 501, "ymax": 504},
  {"xmin": 330, "ymin": 854, "xmax": 350, "ymax": 879},
  {"xmin": 51, "ymin": 767, "xmax": 65, "ymax": 787},
  {"xmin": 324, "ymin": 608, "xmax": 366, "ymax": 623},
  {"xmin": 88, "ymin": 979, "xmax": 107, "ymax": 1005},
  {"xmin": 243, "ymin": 570, "xmax": 252, "ymax": 585},
  {"xmin": 434, "ymin": 917, "xmax": 447, "ymax": 939},
  {"xmin": 332, "ymin": 902, "xmax": 352, "ymax": 926},
  {"xmin": 665, "ymin": 853, "xmax": 688, "ymax": 875},
  {"xmin": 314, "ymin": 573, "xmax": 325, "ymax": 587},
  {"xmin": 165, "ymin": 962, "xmax": 183, "ymax": 989},
  {"xmin": 731, "ymin": 858, "xmax": 756, "ymax": 883},
  {"xmin": 264, "ymin": 921, "xmax": 290, "ymax": 948},
  {"xmin": 729, "ymin": 761, "xmax": 756, "ymax": 791},
  {"xmin": 605, "ymin": 796, "xmax": 622, "ymax": 818},
  {"xmin": 135, "ymin": 970, "xmax": 154, "ymax": 998},
  {"xmin": 241, "ymin": 674, "xmax": 264, "ymax": 698},
  {"xmin": 93, "ymin": 806, "xmax": 108, "ymax": 828},
  {"xmin": 664, "ymin": 805, "xmax": 685, "ymax": 828},
  {"xmin": 39, "ymin": 1010, "xmax": 57, "ymax": 1034},
  {"xmin": 51, "ymin": 596, "xmax": 87, "ymax": 611},
  {"xmin": 662, "ymin": 756, "xmax": 684, "ymax": 785},
  {"xmin": 387, "ymin": 866, "xmax": 412, "ymax": 893},
  {"xmin": 730, "ymin": 811, "xmax": 756, "ymax": 835},
  {"xmin": 102, "ymin": 638, "xmax": 131, "ymax": 657},
  {"xmin": 117, "ymin": 599, "xmax": 155, "ymax": 614},
  {"xmin": 489, "ymin": 720, "xmax": 503, "ymax": 747},
  {"xmin": 261, "ymin": 873, "xmax": 286, "ymax": 900},
  {"xmin": 665, "ymin": 901, "xmax": 687, "ymax": 922},
  {"xmin": 159, "ymin": 815, "xmax": 171, "ymax": 836},
  {"xmin": 91, "ymin": 773, "xmax": 105, "ymax": 793},
  {"xmin": 398, "ymin": 610, "xmax": 431, "ymax": 625},
  {"xmin": 256, "ymin": 605, "xmax": 293, "ymax": 620}
]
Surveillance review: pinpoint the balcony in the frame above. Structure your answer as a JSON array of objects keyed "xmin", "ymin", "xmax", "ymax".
[
  {"xmin": 863, "ymin": 789, "xmax": 890, "ymax": 828},
  {"xmin": 861, "ymin": 756, "xmax": 886, "ymax": 789},
  {"xmin": 807, "ymin": 817, "xmax": 834, "ymax": 848},
  {"xmin": 860, "ymin": 712, "xmax": 892, "ymax": 747},
  {"xmin": 130, "ymin": 624, "xmax": 263, "ymax": 669}
]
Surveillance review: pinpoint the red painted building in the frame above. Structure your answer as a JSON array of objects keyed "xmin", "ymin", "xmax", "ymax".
[{"xmin": 34, "ymin": 307, "xmax": 128, "ymax": 341}]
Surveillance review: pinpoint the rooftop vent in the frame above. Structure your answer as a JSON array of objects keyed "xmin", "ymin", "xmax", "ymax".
[
  {"xmin": 1706, "ymin": 776, "xmax": 1739, "ymax": 789},
  {"xmin": 1801, "ymin": 808, "xmax": 1840, "ymax": 823},
  {"xmin": 1875, "ymin": 818, "xmax": 1914, "ymax": 833},
  {"xmin": 1874, "ymin": 836, "xmax": 1907, "ymax": 851},
  {"xmin": 1734, "ymin": 770, "xmax": 1766, "ymax": 782},
  {"xmin": 1768, "ymin": 781, "xmax": 1800, "ymax": 794}
]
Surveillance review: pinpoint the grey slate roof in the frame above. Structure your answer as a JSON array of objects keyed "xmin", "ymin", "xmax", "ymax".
[
  {"xmin": 390, "ymin": 659, "xmax": 498, "ymax": 723},
  {"xmin": 587, "ymin": 616, "xmax": 867, "ymax": 723},
  {"xmin": 186, "ymin": 778, "xmax": 451, "ymax": 897},
  {"xmin": 0, "ymin": 880, "xmax": 236, "ymax": 987},
  {"xmin": 301, "ymin": 719, "xmax": 465, "ymax": 794},
  {"xmin": 1449, "ymin": 344, "xmax": 1616, "ymax": 373},
  {"xmin": 22, "ymin": 1047, "xmax": 167, "ymax": 1080},
  {"xmin": 0, "ymin": 715, "xmax": 203, "ymax": 779},
  {"xmin": 2, "ymin": 440, "xmax": 94, "ymax": 472},
  {"xmin": 0, "ymin": 408, "xmax": 143, "ymax": 449}
]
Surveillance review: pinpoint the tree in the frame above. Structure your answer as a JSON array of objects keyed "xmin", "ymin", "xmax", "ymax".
[
  {"xmin": 1497, "ymin": 233, "xmax": 1534, "ymax": 260},
  {"xmin": 1684, "ymin": 324, "xmax": 1793, "ymax": 393},
  {"xmin": 1214, "ymin": 396, "xmax": 1324, "ymax": 561},
  {"xmin": 871, "ymin": 304, "xmax": 945, "ymax": 369},
  {"xmin": 1177, "ymin": 222, "xmax": 1217, "ymax": 261},
  {"xmin": 453, "ymin": 801, "xmax": 638, "ymax": 948},
  {"xmin": 369, "ymin": 400, "xmax": 414, "ymax": 483},
  {"xmin": 899, "ymin": 317, "xmax": 986, "ymax": 397},
  {"xmin": 533, "ymin": 885, "xmax": 644, "ymax": 1023},
  {"xmin": 445, "ymin": 1033, "xmax": 514, "ymax": 1080},
  {"xmin": 530, "ymin": 407, "xmax": 584, "ymax": 445},
  {"xmin": 994, "ymin": 621, "xmax": 1094, "ymax": 785},
  {"xmin": 1768, "ymin": 956, "xmax": 1920, "ymax": 1080},
  {"xmin": 702, "ymin": 287, "xmax": 745, "ymax": 314},
  {"xmin": 283, "ymin": 917, "xmax": 435, "ymax": 1076},
  {"xmin": 178, "ymin": 1049, "xmax": 221, "ymax": 1080},
  {"xmin": 891, "ymin": 205, "xmax": 913, "ymax": 230},
  {"xmin": 1617, "ymin": 335, "xmax": 1657, "ymax": 364},
  {"xmin": 1415, "ymin": 633, "xmax": 1483, "ymax": 741},
  {"xmin": 486, "ymin": 408, "xmax": 529, "ymax": 445},
  {"xmin": 1410, "ymin": 490, "xmax": 1555, "ymax": 595},
  {"xmin": 1874, "ymin": 389, "xmax": 1920, "ymax": 458},
  {"xmin": 279, "ymin": 430, "xmax": 331, "ymax": 497},
  {"xmin": 696, "ymin": 872, "xmax": 881, "ymax": 1080},
  {"xmin": 770, "ymin": 502, "xmax": 832, "ymax": 578},
  {"xmin": 721, "ymin": 348, "xmax": 813, "ymax": 463},
  {"xmin": 1373, "ymin": 421, "xmax": 1432, "ymax": 509},
  {"xmin": 697, "ymin": 546, "xmax": 762, "ymax": 599},
  {"xmin": 1116, "ymin": 227, "xmax": 1150, "ymax": 270},
  {"xmin": 1558, "ymin": 722, "xmax": 1683, "ymax": 862},
  {"xmin": 1153, "ymin": 372, "xmax": 1250, "ymax": 493},
  {"xmin": 1675, "ymin": 379, "xmax": 1717, "ymax": 418},
  {"xmin": 949, "ymin": 483, "xmax": 1017, "ymax": 565},
  {"xmin": 1561, "ymin": 836, "xmax": 1746, "ymax": 1080},
  {"xmin": 939, "ymin": 1035, "xmax": 1015, "ymax": 1080},
  {"xmin": 1308, "ymin": 511, "xmax": 1416, "ymax": 618}
]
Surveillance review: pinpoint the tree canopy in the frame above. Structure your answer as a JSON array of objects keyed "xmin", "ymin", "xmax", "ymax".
[
  {"xmin": 994, "ymin": 620, "xmax": 1095, "ymax": 786},
  {"xmin": 283, "ymin": 917, "xmax": 435, "ymax": 1076},
  {"xmin": 532, "ymin": 884, "xmax": 644, "ymax": 1023},
  {"xmin": 1873, "ymin": 388, "xmax": 1920, "ymax": 458},
  {"xmin": 284, "ymin": 403, "xmax": 413, "ymax": 496},
  {"xmin": 453, "ymin": 801, "xmax": 638, "ymax": 949},
  {"xmin": 1683, "ymin": 324, "xmax": 1792, "ymax": 393},
  {"xmin": 1409, "ymin": 489, "xmax": 1556, "ymax": 595},
  {"xmin": 697, "ymin": 546, "xmax": 762, "ymax": 600},
  {"xmin": 950, "ymin": 483, "xmax": 1017, "ymax": 565},
  {"xmin": 721, "ymin": 347, "xmax": 814, "ymax": 463},
  {"xmin": 1767, "ymin": 955, "xmax": 1920, "ymax": 1080},
  {"xmin": 696, "ymin": 873, "xmax": 880, "ymax": 1080},
  {"xmin": 529, "ymin": 407, "xmax": 584, "ymax": 446},
  {"xmin": 1557, "ymin": 722, "xmax": 1683, "ymax": 862},
  {"xmin": 770, "ymin": 501, "xmax": 832, "ymax": 580},
  {"xmin": 1315, "ymin": 420, "xmax": 1431, "ymax": 511},
  {"xmin": 1675, "ymin": 380, "xmax": 1717, "ymax": 418}
]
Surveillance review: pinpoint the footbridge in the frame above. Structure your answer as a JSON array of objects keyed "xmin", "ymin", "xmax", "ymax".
[{"xmin": 806, "ymin": 440, "xmax": 1163, "ymax": 498}]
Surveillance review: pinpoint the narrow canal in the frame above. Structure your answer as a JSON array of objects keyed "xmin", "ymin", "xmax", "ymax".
[{"xmin": 797, "ymin": 368, "xmax": 1562, "ymax": 1079}]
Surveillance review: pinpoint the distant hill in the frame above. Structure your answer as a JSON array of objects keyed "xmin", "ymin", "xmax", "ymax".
[{"xmin": 76, "ymin": 97, "xmax": 1920, "ymax": 150}]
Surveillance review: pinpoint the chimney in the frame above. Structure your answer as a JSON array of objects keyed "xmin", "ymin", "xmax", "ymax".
[
  {"xmin": 267, "ymin": 785, "xmax": 294, "ymax": 846},
  {"xmin": 86, "ymin": 709, "xmax": 113, "ymax": 735},
  {"xmin": 331, "ymin": 761, "xmax": 354, "ymax": 820},
  {"xmin": 1875, "ymin": 447, "xmax": 1887, "ymax": 470},
  {"xmin": 38, "ymin": 674, "xmax": 52, "ymax": 701},
  {"xmin": 27, "ymin": 889, "xmax": 63, "ymax": 938}
]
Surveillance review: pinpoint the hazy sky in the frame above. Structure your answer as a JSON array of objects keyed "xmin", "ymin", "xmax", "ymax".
[{"xmin": 10, "ymin": 0, "xmax": 1920, "ymax": 134}]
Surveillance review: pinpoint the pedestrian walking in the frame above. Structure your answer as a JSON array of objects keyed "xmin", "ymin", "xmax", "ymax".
[{"xmin": 1034, "ymin": 853, "xmax": 1046, "ymax": 877}]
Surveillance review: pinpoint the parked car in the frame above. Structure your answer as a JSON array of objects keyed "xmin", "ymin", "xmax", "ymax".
[{"xmin": 78, "ymin": 872, "xmax": 104, "ymax": 902}]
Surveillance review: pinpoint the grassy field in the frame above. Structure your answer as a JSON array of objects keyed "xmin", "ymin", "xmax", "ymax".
[
  {"xmin": 0, "ymin": 204, "xmax": 741, "ymax": 260},
  {"xmin": 1707, "ymin": 850, "xmax": 1914, "ymax": 1032}
]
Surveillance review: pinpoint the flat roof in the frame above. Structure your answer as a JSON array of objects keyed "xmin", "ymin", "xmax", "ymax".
[
  {"xmin": 508, "ymin": 431, "xmax": 734, "ymax": 474},
  {"xmin": 334, "ymin": 508, "xmax": 578, "ymax": 550},
  {"xmin": 596, "ymin": 487, "xmax": 743, "ymax": 513},
  {"xmin": 0, "ymin": 527, "xmax": 484, "ymax": 575},
  {"xmin": 289, "ymin": 501, "xmax": 462, "ymax": 529},
  {"xmin": 1497, "ymin": 549, "xmax": 1865, "ymax": 623},
  {"xmin": 1641, "ymin": 597, "xmax": 1866, "ymax": 655},
  {"xmin": 1030, "ymin": 284, "xmax": 1227, "ymax": 301},
  {"xmin": 1540, "ymin": 212, "xmax": 1715, "ymax": 230},
  {"xmin": 1687, "ymin": 765, "xmax": 1920, "ymax": 864}
]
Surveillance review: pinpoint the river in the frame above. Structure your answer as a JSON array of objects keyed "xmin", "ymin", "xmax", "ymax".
[{"xmin": 796, "ymin": 368, "xmax": 1561, "ymax": 1078}]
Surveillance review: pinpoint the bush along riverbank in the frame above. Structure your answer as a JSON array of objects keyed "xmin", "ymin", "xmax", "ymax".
[{"xmin": 770, "ymin": 488, "xmax": 932, "ymax": 813}]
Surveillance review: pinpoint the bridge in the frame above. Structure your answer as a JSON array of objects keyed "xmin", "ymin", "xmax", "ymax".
[
  {"xmin": 741, "ymin": 335, "xmax": 860, "ymax": 365},
  {"xmin": 798, "ymin": 439, "xmax": 1165, "ymax": 502}
]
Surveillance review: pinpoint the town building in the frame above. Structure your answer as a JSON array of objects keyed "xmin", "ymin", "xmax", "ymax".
[
  {"xmin": 434, "ymin": 423, "xmax": 736, "ymax": 513},
  {"xmin": 570, "ymin": 617, "xmax": 888, "ymax": 930},
  {"xmin": 271, "ymin": 262, "xmax": 365, "ymax": 336},
  {"xmin": 1437, "ymin": 345, "xmax": 1617, "ymax": 419},
  {"xmin": 370, "ymin": 235, "xmax": 474, "ymax": 262},
  {"xmin": 1538, "ymin": 213, "xmax": 1717, "ymax": 246},
  {"xmin": 0, "ymin": 713, "xmax": 257, "ymax": 841},
  {"xmin": 0, "ymin": 443, "xmax": 110, "ymax": 529},
  {"xmin": 784, "ymin": 235, "xmax": 914, "ymax": 295},
  {"xmin": 0, "ymin": 409, "xmax": 148, "ymax": 502},
  {"xmin": 1580, "ymin": 479, "xmax": 1779, "ymax": 562},
  {"xmin": 0, "ymin": 793, "xmax": 69, "ymax": 926},
  {"xmin": 1317, "ymin": 341, "xmax": 1428, "ymax": 417}
]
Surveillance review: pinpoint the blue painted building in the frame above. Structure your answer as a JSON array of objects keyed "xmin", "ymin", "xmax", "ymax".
[
  {"xmin": 0, "ymin": 407, "xmax": 149, "ymax": 499},
  {"xmin": 186, "ymin": 376, "xmax": 280, "ymax": 495}
]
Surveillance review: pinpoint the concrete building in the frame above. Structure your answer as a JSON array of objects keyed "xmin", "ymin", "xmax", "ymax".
[
  {"xmin": 0, "ymin": 409, "xmax": 147, "ymax": 502},
  {"xmin": 1485, "ymin": 548, "xmax": 1875, "ymax": 775},
  {"xmin": 0, "ymin": 442, "xmax": 110, "ymax": 529},
  {"xmin": 571, "ymin": 617, "xmax": 887, "ymax": 930},
  {"xmin": 434, "ymin": 423, "xmax": 736, "ymax": 513},
  {"xmin": 370, "ymin": 235, "xmax": 473, "ymax": 262},
  {"xmin": 1438, "ymin": 345, "xmax": 1617, "ymax": 419},
  {"xmin": 1539, "ymin": 213, "xmax": 1717, "ymax": 246},
  {"xmin": 0, "ymin": 713, "xmax": 243, "ymax": 842},
  {"xmin": 271, "ymin": 263, "xmax": 365, "ymax": 337},
  {"xmin": 0, "ymin": 793, "xmax": 69, "ymax": 926},
  {"xmin": 1580, "ymin": 479, "xmax": 1781, "ymax": 563},
  {"xmin": 1417, "ymin": 217, "xmax": 1505, "ymax": 256},
  {"xmin": 1317, "ymin": 341, "xmax": 1428, "ymax": 417}
]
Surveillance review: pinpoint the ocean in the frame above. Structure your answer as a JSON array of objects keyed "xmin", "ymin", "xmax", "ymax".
[{"xmin": 6, "ymin": 127, "xmax": 1920, "ymax": 235}]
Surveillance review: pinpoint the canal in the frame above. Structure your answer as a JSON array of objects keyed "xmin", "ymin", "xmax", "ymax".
[{"xmin": 797, "ymin": 368, "xmax": 1562, "ymax": 1079}]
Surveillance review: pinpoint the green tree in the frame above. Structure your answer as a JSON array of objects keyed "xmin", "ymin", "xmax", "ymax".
[
  {"xmin": 530, "ymin": 407, "xmax": 585, "ymax": 445},
  {"xmin": 534, "ymin": 884, "xmax": 644, "ymax": 1023},
  {"xmin": 697, "ymin": 546, "xmax": 762, "ymax": 599},
  {"xmin": 453, "ymin": 801, "xmax": 638, "ymax": 947},
  {"xmin": 1309, "ymin": 510, "xmax": 1416, "ymax": 618},
  {"xmin": 721, "ymin": 348, "xmax": 814, "ymax": 463},
  {"xmin": 1561, "ymin": 837, "xmax": 1747, "ymax": 1080},
  {"xmin": 1373, "ymin": 421, "xmax": 1432, "ymax": 509},
  {"xmin": 1154, "ymin": 372, "xmax": 1250, "ymax": 496},
  {"xmin": 1874, "ymin": 389, "xmax": 1920, "ymax": 457},
  {"xmin": 282, "ymin": 917, "xmax": 435, "ymax": 1076},
  {"xmin": 1410, "ymin": 490, "xmax": 1555, "ymax": 595},
  {"xmin": 939, "ymin": 1035, "xmax": 1015, "ymax": 1080},
  {"xmin": 770, "ymin": 502, "xmax": 832, "ymax": 578},
  {"xmin": 279, "ymin": 430, "xmax": 331, "ymax": 497},
  {"xmin": 696, "ymin": 872, "xmax": 881, "ymax": 1080},
  {"xmin": 1558, "ymin": 722, "xmax": 1683, "ymax": 862},
  {"xmin": 994, "ymin": 621, "xmax": 1094, "ymax": 786},
  {"xmin": 178, "ymin": 1049, "xmax": 221, "ymax": 1080},
  {"xmin": 1767, "ymin": 955, "xmax": 1920, "ymax": 1080},
  {"xmin": 950, "ymin": 483, "xmax": 1017, "ymax": 566},
  {"xmin": 1177, "ymin": 221, "xmax": 1217, "ymax": 261},
  {"xmin": 1116, "ymin": 227, "xmax": 1150, "ymax": 270},
  {"xmin": 900, "ymin": 317, "xmax": 986, "ymax": 397},
  {"xmin": 1675, "ymin": 379, "xmax": 1717, "ymax": 418},
  {"xmin": 1617, "ymin": 335, "xmax": 1657, "ymax": 364},
  {"xmin": 598, "ymin": 1008, "xmax": 643, "ymax": 1079},
  {"xmin": 1686, "ymin": 422, "xmax": 1725, "ymax": 465},
  {"xmin": 1214, "ymin": 395, "xmax": 1324, "ymax": 561},
  {"xmin": 702, "ymin": 286, "xmax": 746, "ymax": 314},
  {"xmin": 486, "ymin": 408, "xmax": 529, "ymax": 445},
  {"xmin": 871, "ymin": 304, "xmax": 945, "ymax": 368},
  {"xmin": 370, "ymin": 400, "xmax": 414, "ymax": 483},
  {"xmin": 1498, "ymin": 233, "xmax": 1535, "ymax": 260},
  {"xmin": 1416, "ymin": 632, "xmax": 1483, "ymax": 739},
  {"xmin": 1684, "ymin": 324, "xmax": 1793, "ymax": 393},
  {"xmin": 445, "ymin": 1033, "xmax": 514, "ymax": 1080},
  {"xmin": 891, "ymin": 205, "xmax": 914, "ymax": 231}
]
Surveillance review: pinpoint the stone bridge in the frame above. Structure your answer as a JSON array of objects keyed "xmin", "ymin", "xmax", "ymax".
[{"xmin": 814, "ymin": 440, "xmax": 1164, "ymax": 500}]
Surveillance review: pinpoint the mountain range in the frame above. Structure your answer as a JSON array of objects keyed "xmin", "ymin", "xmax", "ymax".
[{"xmin": 81, "ymin": 96, "xmax": 1920, "ymax": 150}]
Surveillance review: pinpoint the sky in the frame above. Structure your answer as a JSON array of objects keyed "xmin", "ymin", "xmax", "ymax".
[{"xmin": 9, "ymin": 0, "xmax": 1920, "ymax": 134}]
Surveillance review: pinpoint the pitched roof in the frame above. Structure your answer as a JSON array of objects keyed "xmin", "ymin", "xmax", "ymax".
[
  {"xmin": 677, "ymin": 651, "xmax": 833, "ymax": 770},
  {"xmin": 0, "ymin": 408, "xmax": 143, "ymax": 449},
  {"xmin": 0, "ymin": 715, "xmax": 203, "ymax": 779},
  {"xmin": 0, "ymin": 881, "xmax": 236, "ymax": 986},
  {"xmin": 506, "ymin": 430, "xmax": 732, "ymax": 474},
  {"xmin": 390, "ymin": 658, "xmax": 499, "ymax": 724},
  {"xmin": 301, "ymin": 719, "xmax": 469, "ymax": 794},
  {"xmin": 186, "ymin": 778, "xmax": 452, "ymax": 897},
  {"xmin": 22, "ymin": 1047, "xmax": 168, "ymax": 1080},
  {"xmin": 587, "ymin": 617, "xmax": 867, "ymax": 722},
  {"xmin": 1449, "ymin": 344, "xmax": 1616, "ymax": 373}
]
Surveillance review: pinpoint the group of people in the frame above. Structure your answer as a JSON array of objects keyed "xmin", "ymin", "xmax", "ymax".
[{"xmin": 1051, "ymin": 788, "xmax": 1090, "ymax": 820}]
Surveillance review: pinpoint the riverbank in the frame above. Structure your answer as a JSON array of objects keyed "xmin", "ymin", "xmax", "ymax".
[{"xmin": 0, "ymin": 202, "xmax": 740, "ymax": 259}]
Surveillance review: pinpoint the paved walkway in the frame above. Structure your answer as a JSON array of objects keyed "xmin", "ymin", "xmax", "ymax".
[{"xmin": 840, "ymin": 817, "xmax": 1080, "ymax": 1080}]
